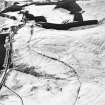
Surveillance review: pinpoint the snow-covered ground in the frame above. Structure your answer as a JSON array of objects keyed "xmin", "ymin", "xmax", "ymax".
[{"xmin": 1, "ymin": 0, "xmax": 105, "ymax": 105}]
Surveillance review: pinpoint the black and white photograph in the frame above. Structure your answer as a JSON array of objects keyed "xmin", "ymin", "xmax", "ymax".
[{"xmin": 0, "ymin": 0, "xmax": 105, "ymax": 105}]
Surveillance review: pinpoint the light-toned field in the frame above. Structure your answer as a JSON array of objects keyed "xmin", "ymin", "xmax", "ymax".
[{"xmin": 0, "ymin": 0, "xmax": 105, "ymax": 105}]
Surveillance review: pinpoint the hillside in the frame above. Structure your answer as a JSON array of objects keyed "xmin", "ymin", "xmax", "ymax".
[{"xmin": 0, "ymin": 0, "xmax": 105, "ymax": 105}]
